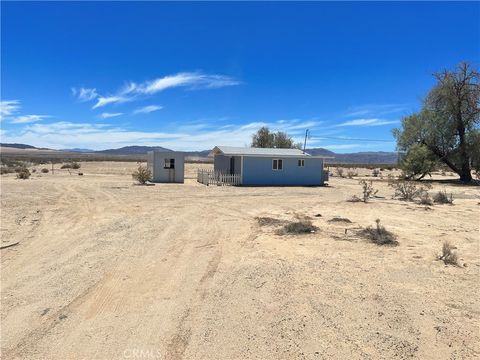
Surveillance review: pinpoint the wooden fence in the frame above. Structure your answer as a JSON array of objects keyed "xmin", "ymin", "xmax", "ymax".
[{"xmin": 197, "ymin": 169, "xmax": 241, "ymax": 186}]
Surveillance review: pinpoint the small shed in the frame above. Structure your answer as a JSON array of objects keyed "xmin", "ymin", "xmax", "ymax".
[
  {"xmin": 210, "ymin": 146, "xmax": 329, "ymax": 186},
  {"xmin": 147, "ymin": 151, "xmax": 184, "ymax": 183}
]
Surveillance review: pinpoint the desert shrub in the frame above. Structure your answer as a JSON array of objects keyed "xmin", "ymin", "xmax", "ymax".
[
  {"xmin": 256, "ymin": 217, "xmax": 285, "ymax": 226},
  {"xmin": 372, "ymin": 169, "xmax": 380, "ymax": 177},
  {"xmin": 61, "ymin": 163, "xmax": 72, "ymax": 169},
  {"xmin": 419, "ymin": 192, "xmax": 433, "ymax": 205},
  {"xmin": 438, "ymin": 241, "xmax": 459, "ymax": 266},
  {"xmin": 433, "ymin": 190, "xmax": 453, "ymax": 204},
  {"xmin": 328, "ymin": 217, "xmax": 352, "ymax": 223},
  {"xmin": 278, "ymin": 220, "xmax": 318, "ymax": 235},
  {"xmin": 71, "ymin": 162, "xmax": 81, "ymax": 169},
  {"xmin": 359, "ymin": 180, "xmax": 378, "ymax": 203},
  {"xmin": 41, "ymin": 168, "xmax": 49, "ymax": 173},
  {"xmin": 32, "ymin": 168, "xmax": 37, "ymax": 173},
  {"xmin": 132, "ymin": 165, "xmax": 152, "ymax": 184},
  {"xmin": 335, "ymin": 168, "xmax": 344, "ymax": 178},
  {"xmin": 16, "ymin": 168, "xmax": 31, "ymax": 179},
  {"xmin": 346, "ymin": 170, "xmax": 358, "ymax": 178},
  {"xmin": 347, "ymin": 195, "xmax": 363, "ymax": 203},
  {"xmin": 0, "ymin": 167, "xmax": 15, "ymax": 175},
  {"xmin": 358, "ymin": 219, "xmax": 398, "ymax": 246},
  {"xmin": 389, "ymin": 180, "xmax": 431, "ymax": 201}
]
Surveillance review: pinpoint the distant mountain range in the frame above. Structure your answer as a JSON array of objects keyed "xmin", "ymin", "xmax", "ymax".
[{"xmin": 1, "ymin": 143, "xmax": 398, "ymax": 164}]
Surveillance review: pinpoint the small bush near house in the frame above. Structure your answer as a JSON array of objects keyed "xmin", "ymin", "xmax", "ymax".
[
  {"xmin": 278, "ymin": 219, "xmax": 318, "ymax": 235},
  {"xmin": 389, "ymin": 180, "xmax": 431, "ymax": 201},
  {"xmin": 16, "ymin": 168, "xmax": 31, "ymax": 179},
  {"xmin": 335, "ymin": 168, "xmax": 344, "ymax": 178},
  {"xmin": 132, "ymin": 165, "xmax": 152, "ymax": 185},
  {"xmin": 41, "ymin": 168, "xmax": 49, "ymax": 173},
  {"xmin": 438, "ymin": 241, "xmax": 459, "ymax": 266},
  {"xmin": 433, "ymin": 190, "xmax": 454, "ymax": 204},
  {"xmin": 359, "ymin": 180, "xmax": 378, "ymax": 203},
  {"xmin": 358, "ymin": 219, "xmax": 398, "ymax": 246}
]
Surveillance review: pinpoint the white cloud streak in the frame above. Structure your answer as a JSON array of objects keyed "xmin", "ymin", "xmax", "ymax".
[
  {"xmin": 100, "ymin": 112, "xmax": 123, "ymax": 119},
  {"xmin": 90, "ymin": 72, "xmax": 240, "ymax": 109},
  {"xmin": 337, "ymin": 118, "xmax": 398, "ymax": 127},
  {"xmin": 133, "ymin": 105, "xmax": 163, "ymax": 114},
  {"xmin": 11, "ymin": 114, "xmax": 50, "ymax": 124},
  {"xmin": 72, "ymin": 87, "xmax": 98, "ymax": 102},
  {"xmin": 0, "ymin": 100, "xmax": 21, "ymax": 119}
]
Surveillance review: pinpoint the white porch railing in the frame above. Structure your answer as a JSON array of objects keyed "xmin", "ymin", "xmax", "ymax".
[{"xmin": 197, "ymin": 169, "xmax": 241, "ymax": 186}]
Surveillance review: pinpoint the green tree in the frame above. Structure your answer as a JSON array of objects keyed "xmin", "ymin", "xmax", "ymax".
[
  {"xmin": 251, "ymin": 127, "xmax": 299, "ymax": 149},
  {"xmin": 400, "ymin": 144, "xmax": 437, "ymax": 180},
  {"xmin": 393, "ymin": 62, "xmax": 480, "ymax": 182}
]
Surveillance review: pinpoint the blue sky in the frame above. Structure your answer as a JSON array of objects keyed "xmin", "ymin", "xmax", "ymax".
[{"xmin": 1, "ymin": 1, "xmax": 479, "ymax": 152}]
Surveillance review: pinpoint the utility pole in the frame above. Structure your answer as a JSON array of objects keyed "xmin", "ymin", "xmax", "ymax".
[{"xmin": 303, "ymin": 129, "xmax": 309, "ymax": 153}]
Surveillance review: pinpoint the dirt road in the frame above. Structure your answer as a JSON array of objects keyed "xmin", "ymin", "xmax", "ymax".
[{"xmin": 1, "ymin": 162, "xmax": 479, "ymax": 359}]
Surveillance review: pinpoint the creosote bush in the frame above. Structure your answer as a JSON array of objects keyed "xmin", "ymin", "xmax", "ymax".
[
  {"xmin": 41, "ymin": 168, "xmax": 49, "ymax": 173},
  {"xmin": 389, "ymin": 180, "xmax": 432, "ymax": 201},
  {"xmin": 335, "ymin": 168, "xmax": 344, "ymax": 178},
  {"xmin": 61, "ymin": 162, "xmax": 81, "ymax": 169},
  {"xmin": 433, "ymin": 190, "xmax": 454, "ymax": 204},
  {"xmin": 419, "ymin": 192, "xmax": 433, "ymax": 205},
  {"xmin": 132, "ymin": 165, "xmax": 152, "ymax": 184},
  {"xmin": 358, "ymin": 219, "xmax": 398, "ymax": 246},
  {"xmin": 16, "ymin": 168, "xmax": 31, "ymax": 180},
  {"xmin": 359, "ymin": 180, "xmax": 378, "ymax": 203},
  {"xmin": 372, "ymin": 169, "xmax": 380, "ymax": 177},
  {"xmin": 438, "ymin": 241, "xmax": 459, "ymax": 266}
]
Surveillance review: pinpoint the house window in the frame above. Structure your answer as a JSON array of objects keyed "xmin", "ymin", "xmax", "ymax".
[
  {"xmin": 298, "ymin": 159, "xmax": 305, "ymax": 167},
  {"xmin": 272, "ymin": 159, "xmax": 283, "ymax": 170},
  {"xmin": 164, "ymin": 158, "xmax": 175, "ymax": 169}
]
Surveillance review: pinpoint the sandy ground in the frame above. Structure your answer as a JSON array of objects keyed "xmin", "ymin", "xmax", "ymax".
[{"xmin": 1, "ymin": 162, "xmax": 479, "ymax": 360}]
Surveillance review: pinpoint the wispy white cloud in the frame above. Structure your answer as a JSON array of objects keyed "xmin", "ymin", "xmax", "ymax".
[
  {"xmin": 337, "ymin": 118, "xmax": 398, "ymax": 127},
  {"xmin": 0, "ymin": 100, "xmax": 21, "ymax": 120},
  {"xmin": 71, "ymin": 87, "xmax": 98, "ymax": 102},
  {"xmin": 92, "ymin": 96, "xmax": 131, "ymax": 109},
  {"xmin": 345, "ymin": 104, "xmax": 409, "ymax": 118},
  {"xmin": 100, "ymin": 112, "xmax": 123, "ymax": 119},
  {"xmin": 11, "ymin": 114, "xmax": 50, "ymax": 124},
  {"xmin": 133, "ymin": 105, "xmax": 163, "ymax": 114},
  {"xmin": 89, "ymin": 71, "xmax": 241, "ymax": 109}
]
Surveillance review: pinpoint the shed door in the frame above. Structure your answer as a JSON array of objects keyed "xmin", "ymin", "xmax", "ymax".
[{"xmin": 229, "ymin": 157, "xmax": 234, "ymax": 175}]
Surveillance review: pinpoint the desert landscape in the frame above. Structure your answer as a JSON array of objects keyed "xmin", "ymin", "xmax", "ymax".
[{"xmin": 1, "ymin": 161, "xmax": 479, "ymax": 359}]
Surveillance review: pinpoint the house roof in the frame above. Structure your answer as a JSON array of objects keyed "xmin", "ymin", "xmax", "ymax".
[{"xmin": 210, "ymin": 146, "xmax": 330, "ymax": 158}]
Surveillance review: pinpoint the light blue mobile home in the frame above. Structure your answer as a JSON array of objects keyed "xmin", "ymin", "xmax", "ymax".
[{"xmin": 211, "ymin": 146, "xmax": 328, "ymax": 186}]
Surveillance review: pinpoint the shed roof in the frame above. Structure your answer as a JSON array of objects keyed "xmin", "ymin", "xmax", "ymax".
[{"xmin": 210, "ymin": 146, "xmax": 329, "ymax": 158}]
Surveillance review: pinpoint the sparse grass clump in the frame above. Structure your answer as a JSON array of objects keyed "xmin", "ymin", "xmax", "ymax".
[
  {"xmin": 132, "ymin": 165, "xmax": 152, "ymax": 185},
  {"xmin": 389, "ymin": 180, "xmax": 431, "ymax": 201},
  {"xmin": 438, "ymin": 241, "xmax": 459, "ymax": 266},
  {"xmin": 359, "ymin": 180, "xmax": 378, "ymax": 203},
  {"xmin": 347, "ymin": 195, "xmax": 363, "ymax": 203},
  {"xmin": 279, "ymin": 219, "xmax": 318, "ymax": 235},
  {"xmin": 358, "ymin": 219, "xmax": 398, "ymax": 246},
  {"xmin": 41, "ymin": 168, "xmax": 49, "ymax": 173},
  {"xmin": 16, "ymin": 168, "xmax": 31, "ymax": 180},
  {"xmin": 433, "ymin": 190, "xmax": 454, "ymax": 204}
]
